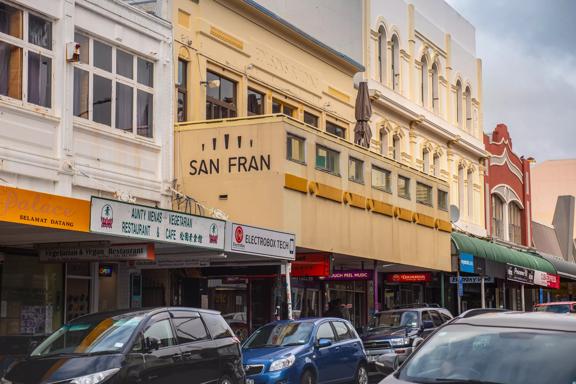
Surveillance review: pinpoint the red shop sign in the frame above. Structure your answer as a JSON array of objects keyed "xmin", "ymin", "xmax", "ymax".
[
  {"xmin": 386, "ymin": 272, "xmax": 432, "ymax": 283},
  {"xmin": 291, "ymin": 253, "xmax": 331, "ymax": 277}
]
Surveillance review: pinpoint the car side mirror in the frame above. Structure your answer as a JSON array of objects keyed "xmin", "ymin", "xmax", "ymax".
[
  {"xmin": 316, "ymin": 338, "xmax": 332, "ymax": 348},
  {"xmin": 375, "ymin": 352, "xmax": 399, "ymax": 374},
  {"xmin": 421, "ymin": 320, "xmax": 434, "ymax": 330},
  {"xmin": 145, "ymin": 337, "xmax": 160, "ymax": 352}
]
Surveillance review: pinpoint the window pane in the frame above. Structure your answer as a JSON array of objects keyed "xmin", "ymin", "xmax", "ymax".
[
  {"xmin": 333, "ymin": 322, "xmax": 353, "ymax": 341},
  {"xmin": 372, "ymin": 166, "xmax": 391, "ymax": 192},
  {"xmin": 93, "ymin": 74, "xmax": 112, "ymax": 126},
  {"xmin": 438, "ymin": 190, "xmax": 448, "ymax": 211},
  {"xmin": 173, "ymin": 317, "xmax": 208, "ymax": 344},
  {"xmin": 287, "ymin": 135, "xmax": 305, "ymax": 163},
  {"xmin": 220, "ymin": 77, "xmax": 235, "ymax": 105},
  {"xmin": 0, "ymin": 3, "xmax": 22, "ymax": 39},
  {"xmin": 116, "ymin": 83, "xmax": 133, "ymax": 131},
  {"xmin": 349, "ymin": 158, "xmax": 363, "ymax": 183},
  {"xmin": 177, "ymin": 90, "xmax": 186, "ymax": 122},
  {"xmin": 247, "ymin": 89, "xmax": 264, "ymax": 116},
  {"xmin": 27, "ymin": 52, "xmax": 51, "ymax": 107},
  {"xmin": 272, "ymin": 100, "xmax": 281, "ymax": 114},
  {"xmin": 73, "ymin": 67, "xmax": 89, "ymax": 119},
  {"xmin": 178, "ymin": 59, "xmax": 187, "ymax": 87},
  {"xmin": 28, "ymin": 14, "xmax": 51, "ymax": 50},
  {"xmin": 416, "ymin": 182, "xmax": 433, "ymax": 205},
  {"xmin": 202, "ymin": 313, "xmax": 233, "ymax": 339},
  {"xmin": 316, "ymin": 322, "xmax": 335, "ymax": 341},
  {"xmin": 398, "ymin": 176, "xmax": 410, "ymax": 199},
  {"xmin": 94, "ymin": 40, "xmax": 112, "ymax": 72},
  {"xmin": 137, "ymin": 90, "xmax": 153, "ymax": 137},
  {"xmin": 0, "ymin": 41, "xmax": 22, "ymax": 99},
  {"xmin": 283, "ymin": 105, "xmax": 294, "ymax": 117},
  {"xmin": 206, "ymin": 71, "xmax": 219, "ymax": 100},
  {"xmin": 326, "ymin": 122, "xmax": 346, "ymax": 138},
  {"xmin": 316, "ymin": 147, "xmax": 327, "ymax": 169},
  {"xmin": 74, "ymin": 32, "xmax": 89, "ymax": 64},
  {"xmin": 144, "ymin": 319, "xmax": 176, "ymax": 348},
  {"xmin": 304, "ymin": 111, "xmax": 318, "ymax": 127},
  {"xmin": 116, "ymin": 50, "xmax": 133, "ymax": 79},
  {"xmin": 137, "ymin": 57, "xmax": 154, "ymax": 87}
]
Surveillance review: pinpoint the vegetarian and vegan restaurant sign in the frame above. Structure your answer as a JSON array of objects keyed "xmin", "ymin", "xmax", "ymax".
[{"xmin": 90, "ymin": 197, "xmax": 225, "ymax": 250}]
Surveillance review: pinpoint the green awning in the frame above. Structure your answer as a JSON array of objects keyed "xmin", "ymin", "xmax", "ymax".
[{"xmin": 451, "ymin": 232, "xmax": 557, "ymax": 275}]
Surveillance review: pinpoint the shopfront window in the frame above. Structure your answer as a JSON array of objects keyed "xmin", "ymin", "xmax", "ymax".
[
  {"xmin": 0, "ymin": 254, "xmax": 63, "ymax": 337},
  {"xmin": 326, "ymin": 281, "xmax": 366, "ymax": 327}
]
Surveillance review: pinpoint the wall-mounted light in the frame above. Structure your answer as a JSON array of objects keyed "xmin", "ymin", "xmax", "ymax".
[{"xmin": 200, "ymin": 79, "xmax": 221, "ymax": 88}]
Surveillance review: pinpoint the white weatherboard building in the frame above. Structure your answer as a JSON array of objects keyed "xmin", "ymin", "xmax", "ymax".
[
  {"xmin": 0, "ymin": 0, "xmax": 172, "ymax": 338},
  {"xmin": 0, "ymin": 0, "xmax": 173, "ymax": 206}
]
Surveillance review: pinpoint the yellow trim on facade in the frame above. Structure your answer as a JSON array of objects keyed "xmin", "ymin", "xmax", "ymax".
[
  {"xmin": 327, "ymin": 86, "xmax": 351, "ymax": 104},
  {"xmin": 416, "ymin": 213, "xmax": 436, "ymax": 228},
  {"xmin": 396, "ymin": 207, "xmax": 415, "ymax": 222},
  {"xmin": 436, "ymin": 219, "xmax": 453, "ymax": 233},
  {"xmin": 284, "ymin": 174, "xmax": 308, "ymax": 194},
  {"xmin": 344, "ymin": 192, "xmax": 366, "ymax": 209},
  {"xmin": 209, "ymin": 26, "xmax": 244, "ymax": 50},
  {"xmin": 314, "ymin": 182, "xmax": 343, "ymax": 203}
]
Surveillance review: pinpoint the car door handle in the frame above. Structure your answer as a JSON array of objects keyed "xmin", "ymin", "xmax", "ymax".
[{"xmin": 181, "ymin": 351, "xmax": 193, "ymax": 359}]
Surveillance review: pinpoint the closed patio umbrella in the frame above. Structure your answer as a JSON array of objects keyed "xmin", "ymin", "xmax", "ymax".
[{"xmin": 354, "ymin": 81, "xmax": 372, "ymax": 148}]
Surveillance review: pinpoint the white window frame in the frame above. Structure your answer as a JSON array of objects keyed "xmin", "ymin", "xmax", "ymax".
[
  {"xmin": 0, "ymin": 1, "xmax": 54, "ymax": 111},
  {"xmin": 72, "ymin": 30, "xmax": 155, "ymax": 138}
]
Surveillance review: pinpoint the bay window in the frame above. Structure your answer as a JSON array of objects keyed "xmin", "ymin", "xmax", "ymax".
[{"xmin": 73, "ymin": 31, "xmax": 155, "ymax": 138}]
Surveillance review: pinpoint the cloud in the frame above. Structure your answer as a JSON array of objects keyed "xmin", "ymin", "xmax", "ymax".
[{"xmin": 445, "ymin": 0, "xmax": 576, "ymax": 161}]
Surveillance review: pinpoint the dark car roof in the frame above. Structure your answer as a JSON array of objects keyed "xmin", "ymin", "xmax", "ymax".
[
  {"xmin": 376, "ymin": 308, "xmax": 452, "ymax": 316},
  {"xmin": 451, "ymin": 311, "xmax": 576, "ymax": 332},
  {"xmin": 267, "ymin": 318, "xmax": 351, "ymax": 326},
  {"xmin": 70, "ymin": 307, "xmax": 220, "ymax": 324}
]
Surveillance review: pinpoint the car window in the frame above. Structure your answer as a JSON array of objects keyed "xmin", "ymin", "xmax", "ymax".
[
  {"xmin": 173, "ymin": 316, "xmax": 209, "ymax": 344},
  {"xmin": 440, "ymin": 313, "xmax": 451, "ymax": 323},
  {"xmin": 421, "ymin": 311, "xmax": 432, "ymax": 324},
  {"xmin": 202, "ymin": 313, "xmax": 234, "ymax": 339},
  {"xmin": 316, "ymin": 322, "xmax": 335, "ymax": 342},
  {"xmin": 332, "ymin": 321, "xmax": 353, "ymax": 341},
  {"xmin": 144, "ymin": 319, "xmax": 176, "ymax": 349},
  {"xmin": 430, "ymin": 311, "xmax": 443, "ymax": 327}
]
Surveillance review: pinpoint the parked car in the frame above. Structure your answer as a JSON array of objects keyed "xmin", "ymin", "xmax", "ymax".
[
  {"xmin": 378, "ymin": 312, "xmax": 576, "ymax": 384},
  {"xmin": 242, "ymin": 318, "xmax": 368, "ymax": 384},
  {"xmin": 533, "ymin": 301, "xmax": 576, "ymax": 314},
  {"xmin": 363, "ymin": 307, "xmax": 452, "ymax": 372},
  {"xmin": 1, "ymin": 307, "xmax": 244, "ymax": 384},
  {"xmin": 223, "ymin": 312, "xmax": 250, "ymax": 341}
]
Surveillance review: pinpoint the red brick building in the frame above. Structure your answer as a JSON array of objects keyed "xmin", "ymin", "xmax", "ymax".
[{"xmin": 484, "ymin": 124, "xmax": 532, "ymax": 247}]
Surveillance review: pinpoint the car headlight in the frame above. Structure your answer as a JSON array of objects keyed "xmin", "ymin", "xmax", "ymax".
[
  {"xmin": 389, "ymin": 337, "xmax": 411, "ymax": 347},
  {"xmin": 269, "ymin": 355, "xmax": 296, "ymax": 372},
  {"xmin": 69, "ymin": 368, "xmax": 120, "ymax": 384}
]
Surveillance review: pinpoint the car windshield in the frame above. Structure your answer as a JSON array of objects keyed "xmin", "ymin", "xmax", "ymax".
[
  {"xmin": 373, "ymin": 311, "xmax": 418, "ymax": 328},
  {"xmin": 398, "ymin": 323, "xmax": 576, "ymax": 384},
  {"xmin": 31, "ymin": 314, "xmax": 145, "ymax": 357},
  {"xmin": 534, "ymin": 304, "xmax": 570, "ymax": 313},
  {"xmin": 243, "ymin": 322, "xmax": 314, "ymax": 349}
]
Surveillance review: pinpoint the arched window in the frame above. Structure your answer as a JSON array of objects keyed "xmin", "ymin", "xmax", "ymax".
[
  {"xmin": 391, "ymin": 34, "xmax": 400, "ymax": 90},
  {"xmin": 378, "ymin": 26, "xmax": 386, "ymax": 84},
  {"xmin": 467, "ymin": 170, "xmax": 474, "ymax": 219},
  {"xmin": 456, "ymin": 80, "xmax": 463, "ymax": 128},
  {"xmin": 465, "ymin": 86, "xmax": 472, "ymax": 132},
  {"xmin": 380, "ymin": 129, "xmax": 388, "ymax": 157},
  {"xmin": 431, "ymin": 62, "xmax": 439, "ymax": 113},
  {"xmin": 491, "ymin": 194, "xmax": 504, "ymax": 239},
  {"xmin": 509, "ymin": 203, "xmax": 522, "ymax": 244},
  {"xmin": 421, "ymin": 56, "xmax": 428, "ymax": 107},
  {"xmin": 458, "ymin": 166, "xmax": 465, "ymax": 211},
  {"xmin": 433, "ymin": 154, "xmax": 440, "ymax": 177},
  {"xmin": 393, "ymin": 134, "xmax": 401, "ymax": 161},
  {"xmin": 422, "ymin": 148, "xmax": 430, "ymax": 174}
]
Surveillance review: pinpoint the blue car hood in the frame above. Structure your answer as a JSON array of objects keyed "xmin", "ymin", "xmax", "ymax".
[{"xmin": 242, "ymin": 345, "xmax": 308, "ymax": 364}]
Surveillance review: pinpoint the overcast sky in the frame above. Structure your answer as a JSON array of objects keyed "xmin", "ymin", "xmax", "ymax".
[{"xmin": 444, "ymin": 0, "xmax": 576, "ymax": 162}]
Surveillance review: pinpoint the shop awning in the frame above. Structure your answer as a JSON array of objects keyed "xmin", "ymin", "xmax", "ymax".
[
  {"xmin": 539, "ymin": 252, "xmax": 576, "ymax": 281},
  {"xmin": 451, "ymin": 232, "xmax": 557, "ymax": 274}
]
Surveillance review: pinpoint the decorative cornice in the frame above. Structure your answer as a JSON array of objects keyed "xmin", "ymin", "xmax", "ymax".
[{"xmin": 489, "ymin": 147, "xmax": 523, "ymax": 182}]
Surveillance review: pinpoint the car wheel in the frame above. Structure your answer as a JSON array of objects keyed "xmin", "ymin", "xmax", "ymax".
[
  {"xmin": 301, "ymin": 370, "xmax": 315, "ymax": 384},
  {"xmin": 355, "ymin": 364, "xmax": 368, "ymax": 384},
  {"xmin": 219, "ymin": 375, "xmax": 233, "ymax": 384}
]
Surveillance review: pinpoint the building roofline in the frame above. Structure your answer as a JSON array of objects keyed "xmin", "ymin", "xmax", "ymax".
[{"xmin": 241, "ymin": 0, "xmax": 365, "ymax": 73}]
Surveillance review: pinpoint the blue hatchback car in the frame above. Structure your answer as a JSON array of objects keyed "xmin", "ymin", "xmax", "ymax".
[{"xmin": 242, "ymin": 318, "xmax": 368, "ymax": 384}]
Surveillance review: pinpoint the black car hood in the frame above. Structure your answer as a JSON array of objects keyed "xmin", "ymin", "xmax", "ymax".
[
  {"xmin": 5, "ymin": 354, "xmax": 124, "ymax": 384},
  {"xmin": 362, "ymin": 326, "xmax": 416, "ymax": 341}
]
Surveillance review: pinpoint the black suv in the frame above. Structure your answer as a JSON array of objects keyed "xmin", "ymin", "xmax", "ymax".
[
  {"xmin": 362, "ymin": 305, "xmax": 452, "ymax": 371},
  {"xmin": 1, "ymin": 307, "xmax": 245, "ymax": 384}
]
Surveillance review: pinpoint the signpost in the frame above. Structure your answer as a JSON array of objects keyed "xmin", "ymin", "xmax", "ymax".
[{"xmin": 90, "ymin": 197, "xmax": 225, "ymax": 250}]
